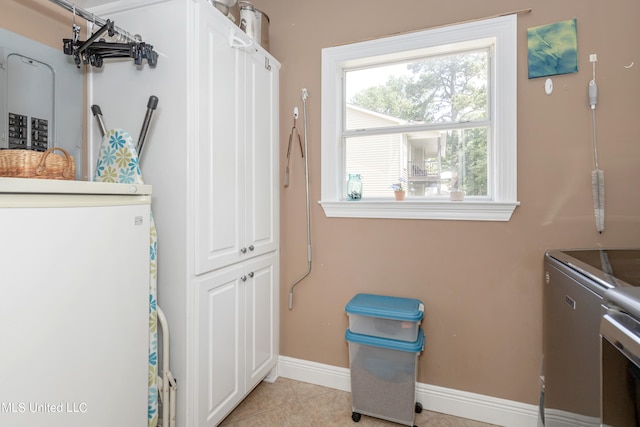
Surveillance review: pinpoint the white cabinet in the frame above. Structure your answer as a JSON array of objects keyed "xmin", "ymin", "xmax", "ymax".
[
  {"xmin": 196, "ymin": 253, "xmax": 278, "ymax": 426},
  {"xmin": 195, "ymin": 3, "xmax": 279, "ymax": 276},
  {"xmin": 87, "ymin": 2, "xmax": 279, "ymax": 427},
  {"xmin": 193, "ymin": 3, "xmax": 280, "ymax": 426}
]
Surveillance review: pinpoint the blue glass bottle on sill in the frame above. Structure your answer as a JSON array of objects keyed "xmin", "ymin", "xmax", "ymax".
[{"xmin": 347, "ymin": 174, "xmax": 362, "ymax": 200}]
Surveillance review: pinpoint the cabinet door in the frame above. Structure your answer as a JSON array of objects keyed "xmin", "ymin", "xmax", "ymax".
[
  {"xmin": 244, "ymin": 253, "xmax": 279, "ymax": 391},
  {"xmin": 196, "ymin": 265, "xmax": 245, "ymax": 426},
  {"xmin": 244, "ymin": 50, "xmax": 279, "ymax": 259},
  {"xmin": 195, "ymin": 6, "xmax": 246, "ymax": 275}
]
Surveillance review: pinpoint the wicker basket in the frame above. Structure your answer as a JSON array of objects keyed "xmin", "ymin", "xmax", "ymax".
[{"xmin": 0, "ymin": 147, "xmax": 75, "ymax": 180}]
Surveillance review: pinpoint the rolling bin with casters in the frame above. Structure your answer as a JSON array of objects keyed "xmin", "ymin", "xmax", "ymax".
[
  {"xmin": 345, "ymin": 293, "xmax": 425, "ymax": 425},
  {"xmin": 346, "ymin": 329, "xmax": 425, "ymax": 426}
]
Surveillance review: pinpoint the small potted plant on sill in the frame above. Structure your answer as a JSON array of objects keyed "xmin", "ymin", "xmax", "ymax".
[{"xmin": 390, "ymin": 178, "xmax": 407, "ymax": 201}]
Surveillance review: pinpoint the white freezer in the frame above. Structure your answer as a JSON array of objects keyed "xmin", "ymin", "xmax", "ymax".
[{"xmin": 0, "ymin": 178, "xmax": 151, "ymax": 427}]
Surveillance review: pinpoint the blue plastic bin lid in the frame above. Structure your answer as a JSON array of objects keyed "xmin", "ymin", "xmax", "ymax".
[
  {"xmin": 346, "ymin": 328, "xmax": 425, "ymax": 352},
  {"xmin": 345, "ymin": 293, "xmax": 424, "ymax": 322}
]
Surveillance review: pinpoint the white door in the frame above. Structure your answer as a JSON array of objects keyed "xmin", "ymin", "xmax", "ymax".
[
  {"xmin": 244, "ymin": 253, "xmax": 279, "ymax": 390},
  {"xmin": 245, "ymin": 49, "xmax": 279, "ymax": 260},
  {"xmin": 196, "ymin": 264, "xmax": 245, "ymax": 426},
  {"xmin": 195, "ymin": 5, "xmax": 247, "ymax": 275}
]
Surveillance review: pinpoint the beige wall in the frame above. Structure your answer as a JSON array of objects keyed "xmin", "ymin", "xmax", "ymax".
[
  {"xmin": 5, "ymin": 0, "xmax": 640, "ymax": 408},
  {"xmin": 1, "ymin": 0, "xmax": 72, "ymax": 48},
  {"xmin": 260, "ymin": 0, "xmax": 640, "ymax": 405}
]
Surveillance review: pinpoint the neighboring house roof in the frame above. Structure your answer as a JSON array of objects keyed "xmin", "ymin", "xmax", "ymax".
[
  {"xmin": 347, "ymin": 103, "xmax": 440, "ymax": 155},
  {"xmin": 346, "ymin": 104, "xmax": 407, "ymax": 127}
]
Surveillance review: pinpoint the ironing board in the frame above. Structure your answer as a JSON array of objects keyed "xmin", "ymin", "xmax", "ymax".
[{"xmin": 94, "ymin": 129, "xmax": 159, "ymax": 427}]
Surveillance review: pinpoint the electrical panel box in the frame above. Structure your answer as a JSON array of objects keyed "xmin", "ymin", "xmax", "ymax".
[{"xmin": 0, "ymin": 28, "xmax": 83, "ymax": 179}]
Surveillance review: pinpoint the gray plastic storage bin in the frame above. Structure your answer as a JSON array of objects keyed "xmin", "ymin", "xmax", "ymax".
[
  {"xmin": 345, "ymin": 293, "xmax": 424, "ymax": 342},
  {"xmin": 346, "ymin": 328, "xmax": 425, "ymax": 426}
]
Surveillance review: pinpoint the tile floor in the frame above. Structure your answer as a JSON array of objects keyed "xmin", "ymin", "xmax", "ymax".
[{"xmin": 219, "ymin": 377, "xmax": 497, "ymax": 427}]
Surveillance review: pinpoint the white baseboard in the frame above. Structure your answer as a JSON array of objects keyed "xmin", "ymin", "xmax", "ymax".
[
  {"xmin": 277, "ymin": 355, "xmax": 539, "ymax": 427},
  {"xmin": 542, "ymin": 408, "xmax": 599, "ymax": 427}
]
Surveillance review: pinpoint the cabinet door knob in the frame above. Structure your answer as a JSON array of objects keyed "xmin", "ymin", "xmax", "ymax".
[
  {"xmin": 240, "ymin": 247, "xmax": 247, "ymax": 254},
  {"xmin": 248, "ymin": 245, "xmax": 255, "ymax": 251},
  {"xmin": 248, "ymin": 272, "xmax": 254, "ymax": 278},
  {"xmin": 240, "ymin": 275, "xmax": 247, "ymax": 281}
]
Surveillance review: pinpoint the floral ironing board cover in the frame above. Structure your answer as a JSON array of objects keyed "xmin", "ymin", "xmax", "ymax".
[{"xmin": 94, "ymin": 129, "xmax": 159, "ymax": 427}]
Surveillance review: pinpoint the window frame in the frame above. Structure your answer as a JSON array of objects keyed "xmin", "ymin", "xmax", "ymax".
[{"xmin": 320, "ymin": 15, "xmax": 519, "ymax": 221}]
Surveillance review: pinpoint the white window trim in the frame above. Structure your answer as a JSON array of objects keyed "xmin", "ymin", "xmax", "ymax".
[{"xmin": 320, "ymin": 15, "xmax": 519, "ymax": 221}]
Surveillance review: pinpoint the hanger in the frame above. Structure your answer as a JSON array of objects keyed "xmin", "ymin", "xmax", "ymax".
[
  {"xmin": 63, "ymin": 19, "xmax": 158, "ymax": 68},
  {"xmin": 53, "ymin": 0, "xmax": 158, "ymax": 68}
]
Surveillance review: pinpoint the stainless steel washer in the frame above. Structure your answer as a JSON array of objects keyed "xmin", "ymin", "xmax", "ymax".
[
  {"xmin": 542, "ymin": 249, "xmax": 640, "ymax": 427},
  {"xmin": 601, "ymin": 286, "xmax": 640, "ymax": 427}
]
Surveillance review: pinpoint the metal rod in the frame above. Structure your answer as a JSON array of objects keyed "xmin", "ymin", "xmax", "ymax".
[
  {"xmin": 90, "ymin": 105, "xmax": 107, "ymax": 137},
  {"xmin": 48, "ymin": 0, "xmax": 140, "ymax": 43},
  {"xmin": 288, "ymin": 88, "xmax": 312, "ymax": 310},
  {"xmin": 136, "ymin": 95, "xmax": 159, "ymax": 161}
]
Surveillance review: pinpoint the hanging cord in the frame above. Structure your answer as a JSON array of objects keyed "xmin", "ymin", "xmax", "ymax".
[
  {"xmin": 590, "ymin": 61, "xmax": 599, "ymax": 170},
  {"xmin": 591, "ymin": 101, "xmax": 599, "ymax": 170},
  {"xmin": 288, "ymin": 88, "xmax": 312, "ymax": 310},
  {"xmin": 589, "ymin": 59, "xmax": 604, "ymax": 233}
]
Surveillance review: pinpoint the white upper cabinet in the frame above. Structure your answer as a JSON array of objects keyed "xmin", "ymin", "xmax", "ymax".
[{"xmin": 195, "ymin": 4, "xmax": 279, "ymax": 275}]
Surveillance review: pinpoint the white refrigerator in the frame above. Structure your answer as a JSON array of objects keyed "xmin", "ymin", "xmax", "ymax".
[{"xmin": 0, "ymin": 178, "xmax": 151, "ymax": 427}]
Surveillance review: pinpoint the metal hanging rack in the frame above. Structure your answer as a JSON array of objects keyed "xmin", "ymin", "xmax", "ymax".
[{"xmin": 48, "ymin": 0, "xmax": 158, "ymax": 68}]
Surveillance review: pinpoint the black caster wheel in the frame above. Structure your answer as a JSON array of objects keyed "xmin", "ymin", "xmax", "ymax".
[
  {"xmin": 351, "ymin": 412, "xmax": 361, "ymax": 422},
  {"xmin": 415, "ymin": 402, "xmax": 423, "ymax": 413}
]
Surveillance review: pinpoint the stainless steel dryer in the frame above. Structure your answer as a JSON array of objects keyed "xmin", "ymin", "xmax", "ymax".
[{"xmin": 542, "ymin": 249, "xmax": 640, "ymax": 427}]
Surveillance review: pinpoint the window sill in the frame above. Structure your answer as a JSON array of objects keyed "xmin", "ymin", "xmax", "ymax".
[{"xmin": 319, "ymin": 199, "xmax": 520, "ymax": 221}]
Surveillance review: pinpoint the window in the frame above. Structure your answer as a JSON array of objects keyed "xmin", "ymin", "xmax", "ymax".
[{"xmin": 320, "ymin": 15, "xmax": 519, "ymax": 221}]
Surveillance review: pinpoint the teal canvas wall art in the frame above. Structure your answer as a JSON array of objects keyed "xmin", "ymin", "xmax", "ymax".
[{"xmin": 528, "ymin": 19, "xmax": 578, "ymax": 79}]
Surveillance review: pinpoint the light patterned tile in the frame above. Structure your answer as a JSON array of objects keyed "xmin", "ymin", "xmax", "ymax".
[
  {"xmin": 219, "ymin": 378, "xmax": 295, "ymax": 425},
  {"xmin": 221, "ymin": 401, "xmax": 308, "ymax": 427},
  {"xmin": 353, "ymin": 412, "xmax": 416, "ymax": 426},
  {"xmin": 290, "ymin": 379, "xmax": 336, "ymax": 401},
  {"xmin": 297, "ymin": 388, "xmax": 354, "ymax": 426},
  {"xmin": 221, "ymin": 378, "xmax": 499, "ymax": 427}
]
